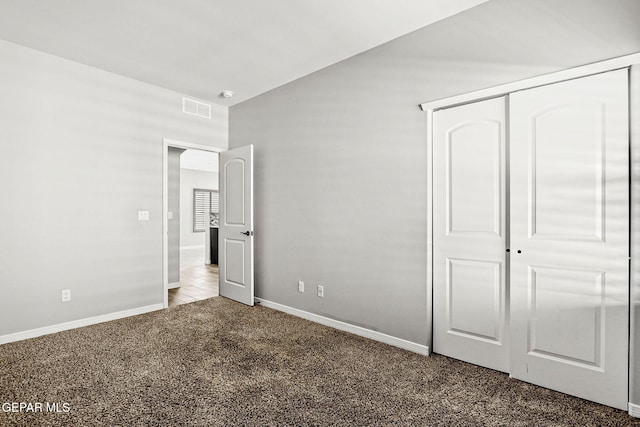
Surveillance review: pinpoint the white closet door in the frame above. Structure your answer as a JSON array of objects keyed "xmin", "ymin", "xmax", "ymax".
[
  {"xmin": 433, "ymin": 97, "xmax": 509, "ymax": 372},
  {"xmin": 509, "ymin": 70, "xmax": 629, "ymax": 409}
]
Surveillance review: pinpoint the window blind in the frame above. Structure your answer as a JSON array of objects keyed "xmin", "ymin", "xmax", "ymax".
[{"xmin": 193, "ymin": 189, "xmax": 219, "ymax": 232}]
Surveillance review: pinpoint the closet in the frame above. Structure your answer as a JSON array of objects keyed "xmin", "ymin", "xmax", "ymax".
[{"xmin": 432, "ymin": 69, "xmax": 629, "ymax": 409}]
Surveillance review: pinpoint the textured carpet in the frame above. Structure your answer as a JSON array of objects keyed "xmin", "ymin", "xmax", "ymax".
[{"xmin": 0, "ymin": 297, "xmax": 638, "ymax": 426}]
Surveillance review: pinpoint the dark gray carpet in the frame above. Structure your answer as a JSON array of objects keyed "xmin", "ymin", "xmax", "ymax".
[{"xmin": 0, "ymin": 297, "xmax": 638, "ymax": 426}]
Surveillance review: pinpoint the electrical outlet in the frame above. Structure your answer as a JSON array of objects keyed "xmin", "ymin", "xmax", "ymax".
[
  {"xmin": 61, "ymin": 289, "xmax": 71, "ymax": 302},
  {"xmin": 317, "ymin": 285, "xmax": 324, "ymax": 298},
  {"xmin": 298, "ymin": 281, "xmax": 304, "ymax": 293}
]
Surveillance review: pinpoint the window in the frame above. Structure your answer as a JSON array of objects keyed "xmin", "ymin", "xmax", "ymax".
[{"xmin": 193, "ymin": 189, "xmax": 219, "ymax": 232}]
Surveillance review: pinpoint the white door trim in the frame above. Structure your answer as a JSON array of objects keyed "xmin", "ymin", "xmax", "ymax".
[
  {"xmin": 630, "ymin": 65, "xmax": 640, "ymax": 416},
  {"xmin": 423, "ymin": 53, "xmax": 640, "ymax": 353},
  {"xmin": 162, "ymin": 138, "xmax": 225, "ymax": 309}
]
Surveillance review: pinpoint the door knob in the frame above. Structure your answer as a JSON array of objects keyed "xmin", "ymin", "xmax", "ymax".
[{"xmin": 241, "ymin": 231, "xmax": 253, "ymax": 236}]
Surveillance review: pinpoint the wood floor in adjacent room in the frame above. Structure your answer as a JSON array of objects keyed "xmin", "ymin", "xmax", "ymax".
[{"xmin": 168, "ymin": 246, "xmax": 219, "ymax": 307}]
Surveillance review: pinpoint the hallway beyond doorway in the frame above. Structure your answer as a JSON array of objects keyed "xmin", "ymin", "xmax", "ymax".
[{"xmin": 168, "ymin": 247, "xmax": 219, "ymax": 307}]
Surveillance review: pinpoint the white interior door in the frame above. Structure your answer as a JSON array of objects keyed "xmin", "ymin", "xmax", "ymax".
[
  {"xmin": 219, "ymin": 145, "xmax": 254, "ymax": 306},
  {"xmin": 433, "ymin": 96, "xmax": 509, "ymax": 372},
  {"xmin": 509, "ymin": 70, "xmax": 629, "ymax": 409}
]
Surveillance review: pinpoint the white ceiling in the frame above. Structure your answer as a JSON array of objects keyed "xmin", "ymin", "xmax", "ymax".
[
  {"xmin": 181, "ymin": 150, "xmax": 218, "ymax": 173},
  {"xmin": 0, "ymin": 0, "xmax": 488, "ymax": 106}
]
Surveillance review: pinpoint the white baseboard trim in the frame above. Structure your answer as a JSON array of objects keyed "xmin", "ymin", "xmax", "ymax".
[
  {"xmin": 629, "ymin": 402, "xmax": 640, "ymax": 418},
  {"xmin": 168, "ymin": 281, "xmax": 180, "ymax": 289},
  {"xmin": 180, "ymin": 245, "xmax": 205, "ymax": 250},
  {"xmin": 255, "ymin": 298, "xmax": 430, "ymax": 356},
  {"xmin": 0, "ymin": 303, "xmax": 164, "ymax": 345}
]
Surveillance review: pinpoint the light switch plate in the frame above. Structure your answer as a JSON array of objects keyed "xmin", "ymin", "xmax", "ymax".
[
  {"xmin": 138, "ymin": 211, "xmax": 150, "ymax": 221},
  {"xmin": 167, "ymin": 211, "xmax": 173, "ymax": 220}
]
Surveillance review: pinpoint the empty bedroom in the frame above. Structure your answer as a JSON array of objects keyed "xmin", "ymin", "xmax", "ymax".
[{"xmin": 1, "ymin": 0, "xmax": 640, "ymax": 425}]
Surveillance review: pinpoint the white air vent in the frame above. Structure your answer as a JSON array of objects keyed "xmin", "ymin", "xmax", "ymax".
[{"xmin": 182, "ymin": 97, "xmax": 211, "ymax": 119}]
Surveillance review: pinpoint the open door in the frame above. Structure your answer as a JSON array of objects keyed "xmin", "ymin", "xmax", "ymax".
[{"xmin": 219, "ymin": 145, "xmax": 254, "ymax": 306}]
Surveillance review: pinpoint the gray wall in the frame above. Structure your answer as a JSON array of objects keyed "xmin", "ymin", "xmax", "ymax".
[
  {"xmin": 229, "ymin": 0, "xmax": 640, "ymax": 345},
  {"xmin": 180, "ymin": 168, "xmax": 219, "ymax": 248},
  {"xmin": 0, "ymin": 40, "xmax": 227, "ymax": 336},
  {"xmin": 168, "ymin": 148, "xmax": 185, "ymax": 283}
]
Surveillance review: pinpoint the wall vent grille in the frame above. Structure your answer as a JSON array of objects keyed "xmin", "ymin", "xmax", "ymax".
[{"xmin": 182, "ymin": 97, "xmax": 211, "ymax": 119}]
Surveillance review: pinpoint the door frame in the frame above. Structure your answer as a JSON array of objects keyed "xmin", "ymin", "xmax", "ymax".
[
  {"xmin": 420, "ymin": 52, "xmax": 640, "ymax": 412},
  {"xmin": 162, "ymin": 138, "xmax": 225, "ymax": 309}
]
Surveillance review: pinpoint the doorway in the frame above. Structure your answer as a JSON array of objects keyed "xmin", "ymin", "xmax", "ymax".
[
  {"xmin": 162, "ymin": 138, "xmax": 224, "ymax": 308},
  {"xmin": 169, "ymin": 149, "xmax": 220, "ymax": 307}
]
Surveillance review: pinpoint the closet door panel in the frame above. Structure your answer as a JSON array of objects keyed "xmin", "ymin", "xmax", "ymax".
[
  {"xmin": 433, "ymin": 97, "xmax": 508, "ymax": 373},
  {"xmin": 509, "ymin": 69, "xmax": 629, "ymax": 410}
]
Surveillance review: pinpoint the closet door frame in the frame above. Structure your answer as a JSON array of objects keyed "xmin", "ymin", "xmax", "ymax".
[{"xmin": 421, "ymin": 52, "xmax": 640, "ymax": 414}]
